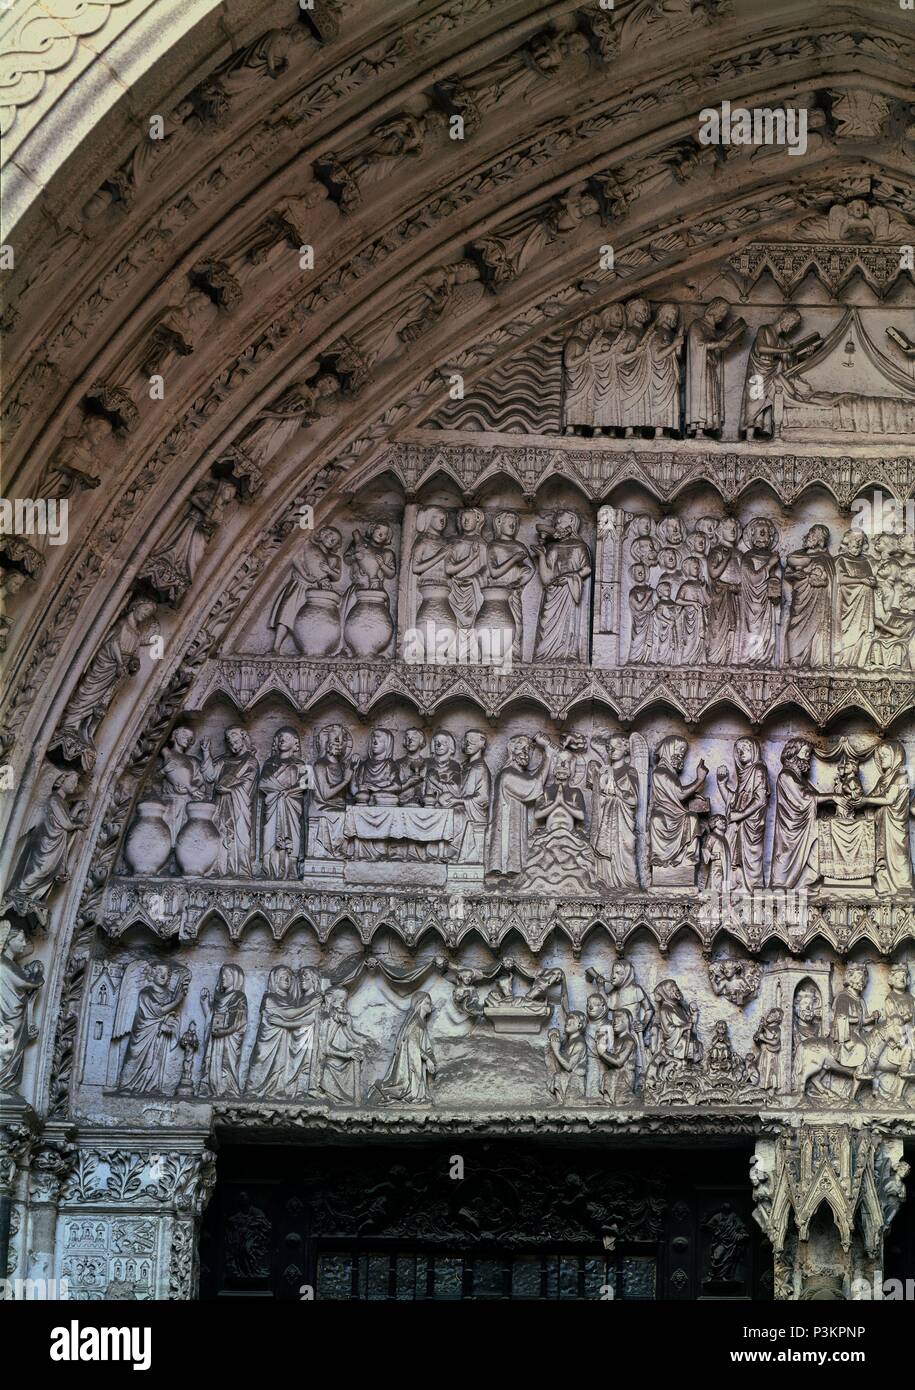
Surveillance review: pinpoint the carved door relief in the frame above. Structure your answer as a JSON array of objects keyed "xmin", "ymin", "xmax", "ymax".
[{"xmin": 200, "ymin": 1144, "xmax": 770, "ymax": 1301}]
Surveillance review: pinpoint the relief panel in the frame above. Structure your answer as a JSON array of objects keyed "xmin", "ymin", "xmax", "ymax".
[{"xmin": 73, "ymin": 926, "xmax": 915, "ymax": 1117}]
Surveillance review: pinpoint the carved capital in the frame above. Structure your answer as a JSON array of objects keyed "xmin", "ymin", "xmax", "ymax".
[
  {"xmin": 189, "ymin": 259, "xmax": 242, "ymax": 311},
  {"xmin": 62, "ymin": 1142, "xmax": 215, "ymax": 1214},
  {"xmin": 29, "ymin": 1135, "xmax": 79, "ymax": 1205},
  {"xmin": 0, "ymin": 1122, "xmax": 36, "ymax": 1195}
]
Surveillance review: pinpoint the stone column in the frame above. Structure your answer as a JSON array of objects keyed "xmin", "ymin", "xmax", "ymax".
[
  {"xmin": 166, "ymin": 1144, "xmax": 217, "ymax": 1300},
  {"xmin": 0, "ymin": 1101, "xmax": 38, "ymax": 1293},
  {"xmin": 752, "ymin": 1121, "xmax": 910, "ymax": 1300},
  {"xmin": 53, "ymin": 1130, "xmax": 215, "ymax": 1300},
  {"xmin": 23, "ymin": 1128, "xmax": 77, "ymax": 1295},
  {"xmin": 592, "ymin": 503, "xmax": 624, "ymax": 667}
]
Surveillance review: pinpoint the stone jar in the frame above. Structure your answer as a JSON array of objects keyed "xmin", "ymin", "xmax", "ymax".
[
  {"xmin": 474, "ymin": 585, "xmax": 515, "ymax": 657},
  {"xmin": 415, "ymin": 581, "xmax": 458, "ymax": 655},
  {"xmin": 344, "ymin": 590, "xmax": 394, "ymax": 658},
  {"xmin": 175, "ymin": 801, "xmax": 221, "ymax": 877},
  {"xmin": 293, "ymin": 590, "xmax": 342, "ymax": 657},
  {"xmin": 123, "ymin": 800, "xmax": 172, "ymax": 876}
]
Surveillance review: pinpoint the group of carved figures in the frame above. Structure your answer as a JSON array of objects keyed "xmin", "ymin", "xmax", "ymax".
[
  {"xmin": 107, "ymin": 956, "xmax": 433, "ymax": 1107},
  {"xmin": 122, "ymin": 722, "xmax": 494, "ymax": 878},
  {"xmin": 624, "ymin": 511, "xmax": 915, "ymax": 671},
  {"xmin": 649, "ymin": 734, "xmax": 914, "ymax": 896},
  {"xmin": 119, "ymin": 721, "xmax": 647, "ymax": 889},
  {"xmin": 409, "ymin": 506, "xmax": 591, "ymax": 664},
  {"xmin": 268, "ymin": 506, "xmax": 594, "ymax": 665},
  {"xmin": 561, "ymin": 300, "xmax": 820, "ymax": 440},
  {"xmin": 270, "ymin": 522, "xmax": 398, "ymax": 659},
  {"xmin": 564, "ymin": 298, "xmax": 732, "ymax": 439},
  {"xmin": 113, "ymin": 723, "xmax": 915, "ymax": 899},
  {"xmin": 89, "ymin": 949, "xmax": 915, "ymax": 1109},
  {"xmin": 563, "ymin": 297, "xmax": 915, "ymax": 441}
]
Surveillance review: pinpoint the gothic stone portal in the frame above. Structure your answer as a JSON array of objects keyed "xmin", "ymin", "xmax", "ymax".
[{"xmin": 1, "ymin": 0, "xmax": 914, "ymax": 1309}]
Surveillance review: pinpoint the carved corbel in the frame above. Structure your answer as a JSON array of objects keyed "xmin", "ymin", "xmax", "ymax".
[
  {"xmin": 312, "ymin": 151, "xmax": 361, "ymax": 214},
  {"xmin": 589, "ymin": 169, "xmax": 636, "ymax": 225},
  {"xmin": 81, "ymin": 166, "xmax": 135, "ymax": 221},
  {"xmin": 84, "ymin": 381, "xmax": 139, "ymax": 433},
  {"xmin": 430, "ymin": 79, "xmax": 483, "ymax": 137},
  {"xmin": 189, "ymin": 259, "xmax": 243, "ymax": 310},
  {"xmin": 577, "ymin": 7, "xmax": 618, "ymax": 64},
  {"xmin": 139, "ymin": 293, "xmax": 214, "ymax": 377},
  {"xmin": 0, "ymin": 535, "xmax": 44, "ymax": 585},
  {"xmin": 322, "ymin": 337, "xmax": 372, "ymax": 396},
  {"xmin": 245, "ymin": 198, "xmax": 320, "ymax": 265},
  {"xmin": 212, "ymin": 444, "xmax": 264, "ymax": 500}
]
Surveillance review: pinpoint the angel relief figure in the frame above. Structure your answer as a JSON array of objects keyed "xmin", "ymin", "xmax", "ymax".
[{"xmin": 2, "ymin": 771, "xmax": 88, "ymax": 926}]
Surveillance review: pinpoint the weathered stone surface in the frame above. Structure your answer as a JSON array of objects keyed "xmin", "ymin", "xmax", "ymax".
[{"xmin": 1, "ymin": 0, "xmax": 914, "ymax": 1303}]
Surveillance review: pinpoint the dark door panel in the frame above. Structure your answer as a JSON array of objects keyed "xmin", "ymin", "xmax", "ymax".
[{"xmin": 200, "ymin": 1143, "xmax": 770, "ymax": 1302}]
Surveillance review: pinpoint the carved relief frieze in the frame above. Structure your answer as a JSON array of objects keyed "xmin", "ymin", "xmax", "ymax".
[
  {"xmin": 70, "ymin": 919, "xmax": 915, "ymax": 1118},
  {"xmin": 193, "ymin": 655, "xmax": 915, "ymax": 727},
  {"xmin": 97, "ymin": 877, "xmax": 915, "ymax": 959},
  {"xmin": 377, "ymin": 440, "xmax": 915, "ymax": 510}
]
